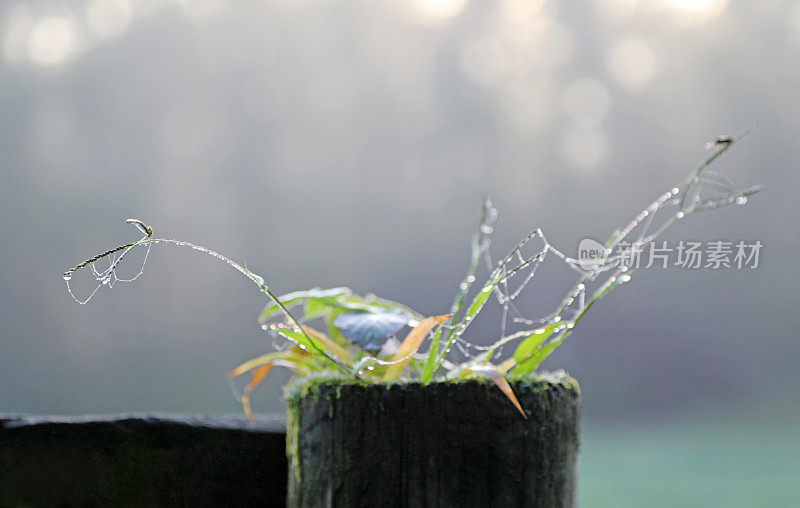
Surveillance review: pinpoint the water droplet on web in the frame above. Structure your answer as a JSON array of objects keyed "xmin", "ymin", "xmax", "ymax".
[
  {"xmin": 676, "ymin": 211, "xmax": 685, "ymax": 219},
  {"xmin": 736, "ymin": 196, "xmax": 747, "ymax": 205},
  {"xmin": 62, "ymin": 274, "xmax": 71, "ymax": 281},
  {"xmin": 553, "ymin": 316, "xmax": 562, "ymax": 322},
  {"xmin": 467, "ymin": 275, "xmax": 476, "ymax": 283},
  {"xmin": 672, "ymin": 187, "xmax": 680, "ymax": 194},
  {"xmin": 621, "ymin": 274, "xmax": 631, "ymax": 282}
]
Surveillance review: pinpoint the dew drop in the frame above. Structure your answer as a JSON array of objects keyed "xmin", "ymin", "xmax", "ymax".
[
  {"xmin": 621, "ymin": 274, "xmax": 632, "ymax": 282},
  {"xmin": 62, "ymin": 273, "xmax": 71, "ymax": 281},
  {"xmin": 676, "ymin": 211, "xmax": 685, "ymax": 219},
  {"xmin": 735, "ymin": 196, "xmax": 747, "ymax": 205},
  {"xmin": 672, "ymin": 187, "xmax": 680, "ymax": 194}
]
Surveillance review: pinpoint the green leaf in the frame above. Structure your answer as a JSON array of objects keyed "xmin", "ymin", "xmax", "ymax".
[
  {"xmin": 336, "ymin": 294, "xmax": 423, "ymax": 318},
  {"xmin": 421, "ymin": 326, "xmax": 443, "ymax": 384},
  {"xmin": 512, "ymin": 336, "xmax": 566, "ymax": 376},
  {"xmin": 305, "ymin": 298, "xmax": 330, "ymax": 320},
  {"xmin": 465, "ymin": 271, "xmax": 503, "ymax": 322},
  {"xmin": 258, "ymin": 287, "xmax": 352, "ymax": 323},
  {"xmin": 259, "ymin": 288, "xmax": 422, "ymax": 327},
  {"xmin": 512, "ymin": 322, "xmax": 561, "ymax": 363}
]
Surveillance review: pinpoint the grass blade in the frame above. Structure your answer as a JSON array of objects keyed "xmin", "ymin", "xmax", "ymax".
[
  {"xmin": 511, "ymin": 336, "xmax": 566, "ymax": 376},
  {"xmin": 422, "ymin": 199, "xmax": 496, "ymax": 384},
  {"xmin": 512, "ymin": 322, "xmax": 562, "ymax": 363}
]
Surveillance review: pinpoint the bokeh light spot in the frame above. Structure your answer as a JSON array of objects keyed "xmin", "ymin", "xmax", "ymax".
[
  {"xmin": 411, "ymin": 0, "xmax": 466, "ymax": 25},
  {"xmin": 662, "ymin": 0, "xmax": 729, "ymax": 27},
  {"xmin": 86, "ymin": 0, "xmax": 132, "ymax": 40},
  {"xmin": 606, "ymin": 36, "xmax": 660, "ymax": 92},
  {"xmin": 27, "ymin": 16, "xmax": 80, "ymax": 67},
  {"xmin": 560, "ymin": 126, "xmax": 608, "ymax": 171},
  {"xmin": 561, "ymin": 78, "xmax": 611, "ymax": 127}
]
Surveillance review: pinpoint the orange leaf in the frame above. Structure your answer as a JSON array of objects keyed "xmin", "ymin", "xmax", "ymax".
[
  {"xmin": 471, "ymin": 365, "xmax": 526, "ymax": 419},
  {"xmin": 228, "ymin": 352, "xmax": 285, "ymax": 378},
  {"xmin": 236, "ymin": 359, "xmax": 306, "ymax": 424},
  {"xmin": 242, "ymin": 364, "xmax": 275, "ymax": 424},
  {"xmin": 300, "ymin": 325, "xmax": 354, "ymax": 367},
  {"xmin": 383, "ymin": 314, "xmax": 451, "ymax": 381}
]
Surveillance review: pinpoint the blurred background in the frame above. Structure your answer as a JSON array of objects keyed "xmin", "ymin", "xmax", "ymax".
[{"xmin": 1, "ymin": 0, "xmax": 798, "ymax": 505}]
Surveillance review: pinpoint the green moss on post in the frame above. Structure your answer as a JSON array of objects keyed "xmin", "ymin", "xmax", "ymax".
[{"xmin": 286, "ymin": 373, "xmax": 580, "ymax": 507}]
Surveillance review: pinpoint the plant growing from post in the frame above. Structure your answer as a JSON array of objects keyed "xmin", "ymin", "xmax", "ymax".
[{"xmin": 63, "ymin": 131, "xmax": 761, "ymax": 421}]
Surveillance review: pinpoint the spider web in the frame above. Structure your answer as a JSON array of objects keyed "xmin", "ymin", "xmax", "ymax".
[
  {"xmin": 63, "ymin": 220, "xmax": 153, "ymax": 304},
  {"xmin": 436, "ymin": 130, "xmax": 762, "ymax": 368},
  {"xmin": 62, "ymin": 131, "xmax": 761, "ymax": 377}
]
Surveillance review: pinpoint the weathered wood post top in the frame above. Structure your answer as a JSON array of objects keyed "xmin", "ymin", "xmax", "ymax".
[{"xmin": 287, "ymin": 372, "xmax": 581, "ymax": 508}]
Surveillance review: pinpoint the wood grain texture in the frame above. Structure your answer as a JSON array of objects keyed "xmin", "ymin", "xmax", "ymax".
[{"xmin": 287, "ymin": 376, "xmax": 580, "ymax": 508}]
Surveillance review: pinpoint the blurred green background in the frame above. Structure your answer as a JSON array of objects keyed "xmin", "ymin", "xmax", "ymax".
[{"xmin": 1, "ymin": 0, "xmax": 798, "ymax": 504}]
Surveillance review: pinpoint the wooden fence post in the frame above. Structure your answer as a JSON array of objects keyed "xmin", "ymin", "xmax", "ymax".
[{"xmin": 287, "ymin": 376, "xmax": 580, "ymax": 507}]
